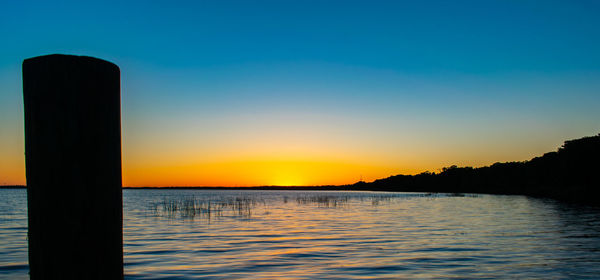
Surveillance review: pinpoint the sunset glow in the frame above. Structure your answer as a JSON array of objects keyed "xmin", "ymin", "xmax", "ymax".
[{"xmin": 123, "ymin": 159, "xmax": 400, "ymax": 187}]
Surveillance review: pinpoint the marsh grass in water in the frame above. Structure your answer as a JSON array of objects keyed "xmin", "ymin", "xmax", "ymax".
[
  {"xmin": 294, "ymin": 195, "xmax": 349, "ymax": 208},
  {"xmin": 149, "ymin": 196, "xmax": 266, "ymax": 220},
  {"xmin": 149, "ymin": 192, "xmax": 479, "ymax": 220}
]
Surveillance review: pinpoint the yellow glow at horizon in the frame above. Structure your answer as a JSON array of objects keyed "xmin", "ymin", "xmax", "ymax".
[
  {"xmin": 119, "ymin": 114, "xmax": 444, "ymax": 187},
  {"xmin": 122, "ymin": 159, "xmax": 404, "ymax": 187},
  {"xmin": 1, "ymin": 108, "xmax": 566, "ymax": 187}
]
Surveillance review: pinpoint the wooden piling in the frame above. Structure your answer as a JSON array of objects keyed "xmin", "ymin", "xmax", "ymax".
[{"xmin": 23, "ymin": 54, "xmax": 123, "ymax": 279}]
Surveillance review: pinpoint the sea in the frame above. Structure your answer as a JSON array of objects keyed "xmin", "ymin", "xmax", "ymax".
[{"xmin": 1, "ymin": 189, "xmax": 600, "ymax": 279}]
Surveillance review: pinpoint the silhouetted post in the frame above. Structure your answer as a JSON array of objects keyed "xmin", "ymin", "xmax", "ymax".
[{"xmin": 23, "ymin": 54, "xmax": 123, "ymax": 280}]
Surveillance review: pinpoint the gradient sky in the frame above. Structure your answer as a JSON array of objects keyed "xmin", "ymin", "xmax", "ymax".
[{"xmin": 1, "ymin": 0, "xmax": 599, "ymax": 186}]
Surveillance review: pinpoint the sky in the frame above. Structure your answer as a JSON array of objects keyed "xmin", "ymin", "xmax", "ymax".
[{"xmin": 1, "ymin": 0, "xmax": 599, "ymax": 186}]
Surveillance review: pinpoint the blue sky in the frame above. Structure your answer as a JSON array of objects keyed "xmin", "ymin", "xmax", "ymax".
[{"xmin": 1, "ymin": 0, "xmax": 599, "ymax": 185}]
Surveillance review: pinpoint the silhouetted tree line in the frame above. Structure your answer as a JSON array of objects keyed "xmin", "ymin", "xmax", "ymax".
[{"xmin": 352, "ymin": 133, "xmax": 600, "ymax": 204}]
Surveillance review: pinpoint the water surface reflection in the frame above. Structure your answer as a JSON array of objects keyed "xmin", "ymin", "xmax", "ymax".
[
  {"xmin": 1, "ymin": 189, "xmax": 600, "ymax": 279},
  {"xmin": 123, "ymin": 190, "xmax": 600, "ymax": 279}
]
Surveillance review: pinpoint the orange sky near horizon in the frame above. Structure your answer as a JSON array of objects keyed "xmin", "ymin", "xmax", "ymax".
[
  {"xmin": 0, "ymin": 127, "xmax": 596, "ymax": 187},
  {"xmin": 0, "ymin": 122, "xmax": 576, "ymax": 187},
  {"xmin": 122, "ymin": 160, "xmax": 401, "ymax": 187}
]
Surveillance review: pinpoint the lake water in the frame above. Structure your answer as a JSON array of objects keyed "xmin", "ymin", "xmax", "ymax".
[{"xmin": 1, "ymin": 189, "xmax": 600, "ymax": 279}]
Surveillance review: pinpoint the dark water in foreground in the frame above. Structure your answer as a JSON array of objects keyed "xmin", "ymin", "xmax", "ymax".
[{"xmin": 1, "ymin": 189, "xmax": 600, "ymax": 279}]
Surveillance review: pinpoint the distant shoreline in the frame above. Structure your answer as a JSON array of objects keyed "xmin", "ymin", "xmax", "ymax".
[
  {"xmin": 0, "ymin": 185, "xmax": 353, "ymax": 190},
  {"xmin": 123, "ymin": 186, "xmax": 351, "ymax": 190},
  {"xmin": 353, "ymin": 133, "xmax": 600, "ymax": 205},
  {"xmin": 0, "ymin": 185, "xmax": 26, "ymax": 189}
]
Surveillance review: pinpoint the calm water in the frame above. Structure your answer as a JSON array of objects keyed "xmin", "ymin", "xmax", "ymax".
[{"xmin": 1, "ymin": 189, "xmax": 600, "ymax": 279}]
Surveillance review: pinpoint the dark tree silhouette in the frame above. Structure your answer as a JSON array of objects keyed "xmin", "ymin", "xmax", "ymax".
[{"xmin": 353, "ymin": 133, "xmax": 600, "ymax": 205}]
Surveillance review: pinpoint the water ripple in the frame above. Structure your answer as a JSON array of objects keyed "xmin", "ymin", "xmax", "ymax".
[{"xmin": 2, "ymin": 189, "xmax": 600, "ymax": 279}]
